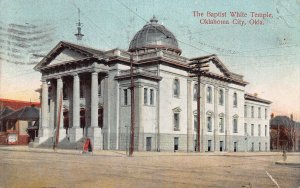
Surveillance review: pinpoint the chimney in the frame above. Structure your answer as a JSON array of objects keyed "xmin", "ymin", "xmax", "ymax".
[
  {"xmin": 254, "ymin": 93, "xmax": 258, "ymax": 97},
  {"xmin": 271, "ymin": 113, "xmax": 274, "ymax": 119},
  {"xmin": 290, "ymin": 114, "xmax": 293, "ymax": 121}
]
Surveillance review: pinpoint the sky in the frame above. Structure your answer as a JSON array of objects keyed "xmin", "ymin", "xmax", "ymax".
[{"xmin": 0, "ymin": 0, "xmax": 299, "ymax": 120}]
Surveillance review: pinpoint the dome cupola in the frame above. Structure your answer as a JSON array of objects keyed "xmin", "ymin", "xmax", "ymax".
[{"xmin": 129, "ymin": 16, "xmax": 181, "ymax": 55}]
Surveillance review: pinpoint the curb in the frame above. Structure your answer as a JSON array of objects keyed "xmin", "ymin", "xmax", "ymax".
[{"xmin": 275, "ymin": 161, "xmax": 300, "ymax": 167}]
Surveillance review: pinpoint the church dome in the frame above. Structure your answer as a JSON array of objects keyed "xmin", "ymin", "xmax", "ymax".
[{"xmin": 129, "ymin": 16, "xmax": 181, "ymax": 55}]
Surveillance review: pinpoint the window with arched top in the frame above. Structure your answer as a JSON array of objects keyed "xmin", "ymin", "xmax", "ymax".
[
  {"xmin": 233, "ymin": 118, "xmax": 238, "ymax": 133},
  {"xmin": 233, "ymin": 92, "xmax": 237, "ymax": 107},
  {"xmin": 173, "ymin": 79, "xmax": 180, "ymax": 97},
  {"xmin": 233, "ymin": 114, "xmax": 239, "ymax": 133},
  {"xmin": 207, "ymin": 86, "xmax": 212, "ymax": 103}
]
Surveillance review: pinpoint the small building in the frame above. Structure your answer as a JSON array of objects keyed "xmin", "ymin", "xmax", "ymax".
[
  {"xmin": 270, "ymin": 115, "xmax": 300, "ymax": 152},
  {"xmin": 0, "ymin": 99, "xmax": 40, "ymax": 145}
]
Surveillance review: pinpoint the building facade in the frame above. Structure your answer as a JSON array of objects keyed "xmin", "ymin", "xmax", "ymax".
[{"xmin": 33, "ymin": 17, "xmax": 271, "ymax": 152}]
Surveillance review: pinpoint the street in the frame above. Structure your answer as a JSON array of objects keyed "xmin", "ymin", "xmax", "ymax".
[{"xmin": 0, "ymin": 150, "xmax": 299, "ymax": 188}]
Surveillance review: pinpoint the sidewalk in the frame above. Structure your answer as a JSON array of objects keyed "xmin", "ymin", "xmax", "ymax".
[
  {"xmin": 1, "ymin": 145, "xmax": 295, "ymax": 158},
  {"xmin": 275, "ymin": 155, "xmax": 300, "ymax": 167}
]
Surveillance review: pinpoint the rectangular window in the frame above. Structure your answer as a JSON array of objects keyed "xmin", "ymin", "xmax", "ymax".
[
  {"xmin": 219, "ymin": 117, "xmax": 224, "ymax": 133},
  {"xmin": 233, "ymin": 119, "xmax": 238, "ymax": 133},
  {"xmin": 244, "ymin": 105, "xmax": 247, "ymax": 118},
  {"xmin": 124, "ymin": 89, "xmax": 128, "ymax": 105},
  {"xmin": 259, "ymin": 142, "xmax": 261, "ymax": 151},
  {"xmin": 251, "ymin": 124, "xmax": 254, "ymax": 136},
  {"xmin": 194, "ymin": 114, "xmax": 198, "ymax": 131},
  {"xmin": 144, "ymin": 88, "xmax": 148, "ymax": 105},
  {"xmin": 174, "ymin": 113, "xmax": 180, "ymax": 131},
  {"xmin": 258, "ymin": 124, "xmax": 261, "ymax": 136},
  {"xmin": 244, "ymin": 123, "xmax": 247, "ymax": 135},
  {"xmin": 251, "ymin": 106, "xmax": 254, "ymax": 118},
  {"xmin": 150, "ymin": 89, "xmax": 154, "ymax": 105},
  {"xmin": 251, "ymin": 142, "xmax": 254, "ymax": 152},
  {"xmin": 265, "ymin": 125, "xmax": 267, "ymax": 137},
  {"xmin": 207, "ymin": 86, "xmax": 212, "ymax": 103},
  {"xmin": 265, "ymin": 142, "xmax": 268, "ymax": 151},
  {"xmin": 219, "ymin": 89, "xmax": 224, "ymax": 105},
  {"xmin": 233, "ymin": 93, "xmax": 237, "ymax": 107},
  {"xmin": 258, "ymin": 107, "xmax": 261, "ymax": 118},
  {"xmin": 207, "ymin": 116, "xmax": 212, "ymax": 132},
  {"xmin": 98, "ymin": 80, "xmax": 101, "ymax": 96},
  {"xmin": 265, "ymin": 108, "xmax": 267, "ymax": 119},
  {"xmin": 193, "ymin": 84, "xmax": 198, "ymax": 101}
]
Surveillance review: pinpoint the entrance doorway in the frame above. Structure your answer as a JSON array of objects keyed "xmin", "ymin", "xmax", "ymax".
[
  {"xmin": 234, "ymin": 142, "xmax": 238, "ymax": 152},
  {"xmin": 208, "ymin": 140, "xmax": 212, "ymax": 151},
  {"xmin": 146, "ymin": 137, "xmax": 151, "ymax": 151},
  {"xmin": 220, "ymin": 141, "xmax": 224, "ymax": 151},
  {"xmin": 174, "ymin": 137, "xmax": 179, "ymax": 151}
]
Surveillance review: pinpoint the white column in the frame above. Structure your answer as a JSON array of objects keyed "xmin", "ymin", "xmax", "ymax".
[
  {"xmin": 88, "ymin": 72, "xmax": 103, "ymax": 150},
  {"xmin": 69, "ymin": 74, "xmax": 82, "ymax": 142},
  {"xmin": 41, "ymin": 79, "xmax": 49, "ymax": 129},
  {"xmin": 36, "ymin": 78, "xmax": 52, "ymax": 144},
  {"xmin": 187, "ymin": 79, "xmax": 193, "ymax": 152},
  {"xmin": 214, "ymin": 87, "xmax": 219, "ymax": 152},
  {"xmin": 200, "ymin": 82, "xmax": 205, "ymax": 152},
  {"xmin": 225, "ymin": 88, "xmax": 230, "ymax": 151},
  {"xmin": 56, "ymin": 77, "xmax": 66, "ymax": 142},
  {"xmin": 73, "ymin": 74, "xmax": 80, "ymax": 128},
  {"xmin": 137, "ymin": 84, "xmax": 144, "ymax": 151},
  {"xmin": 91, "ymin": 72, "xmax": 98, "ymax": 127}
]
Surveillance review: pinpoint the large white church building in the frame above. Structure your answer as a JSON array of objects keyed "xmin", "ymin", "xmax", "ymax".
[{"xmin": 33, "ymin": 17, "xmax": 271, "ymax": 152}]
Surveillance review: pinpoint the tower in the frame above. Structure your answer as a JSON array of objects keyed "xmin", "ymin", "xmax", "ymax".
[{"xmin": 74, "ymin": 8, "xmax": 84, "ymax": 41}]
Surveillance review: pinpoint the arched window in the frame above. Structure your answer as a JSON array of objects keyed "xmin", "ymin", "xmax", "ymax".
[
  {"xmin": 173, "ymin": 79, "xmax": 180, "ymax": 97},
  {"xmin": 207, "ymin": 86, "xmax": 212, "ymax": 103},
  {"xmin": 207, "ymin": 116, "xmax": 212, "ymax": 132},
  {"xmin": 233, "ymin": 92, "xmax": 237, "ymax": 107},
  {"xmin": 233, "ymin": 118, "xmax": 238, "ymax": 133},
  {"xmin": 193, "ymin": 84, "xmax": 198, "ymax": 101},
  {"xmin": 219, "ymin": 89, "xmax": 224, "ymax": 105}
]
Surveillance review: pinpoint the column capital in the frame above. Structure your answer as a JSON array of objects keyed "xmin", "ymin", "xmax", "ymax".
[
  {"xmin": 92, "ymin": 71, "xmax": 99, "ymax": 76},
  {"xmin": 72, "ymin": 73, "xmax": 79, "ymax": 77},
  {"xmin": 41, "ymin": 77, "xmax": 48, "ymax": 83}
]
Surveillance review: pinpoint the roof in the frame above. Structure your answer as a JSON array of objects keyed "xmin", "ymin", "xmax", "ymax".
[
  {"xmin": 0, "ymin": 107, "xmax": 14, "ymax": 119},
  {"xmin": 244, "ymin": 93, "xmax": 272, "ymax": 104},
  {"xmin": 129, "ymin": 16, "xmax": 181, "ymax": 54},
  {"xmin": 0, "ymin": 98, "xmax": 40, "ymax": 110},
  {"xmin": 1, "ymin": 106, "xmax": 39, "ymax": 121},
  {"xmin": 270, "ymin": 116, "xmax": 300, "ymax": 128},
  {"xmin": 34, "ymin": 41, "xmax": 105, "ymax": 70}
]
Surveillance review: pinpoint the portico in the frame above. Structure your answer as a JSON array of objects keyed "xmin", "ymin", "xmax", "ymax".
[{"xmin": 34, "ymin": 43, "xmax": 109, "ymax": 149}]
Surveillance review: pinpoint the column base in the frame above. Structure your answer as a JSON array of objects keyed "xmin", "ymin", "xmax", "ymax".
[
  {"xmin": 55, "ymin": 128, "xmax": 67, "ymax": 142},
  {"xmin": 69, "ymin": 127, "xmax": 83, "ymax": 142},
  {"xmin": 37, "ymin": 127, "xmax": 52, "ymax": 143},
  {"xmin": 87, "ymin": 127, "xmax": 103, "ymax": 150}
]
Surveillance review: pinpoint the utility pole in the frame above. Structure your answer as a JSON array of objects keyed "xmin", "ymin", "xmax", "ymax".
[
  {"xmin": 189, "ymin": 55, "xmax": 212, "ymax": 152},
  {"xmin": 129, "ymin": 54, "xmax": 135, "ymax": 157}
]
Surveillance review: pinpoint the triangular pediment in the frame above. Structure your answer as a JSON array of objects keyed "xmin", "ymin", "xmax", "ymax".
[
  {"xmin": 49, "ymin": 48, "xmax": 86, "ymax": 66},
  {"xmin": 34, "ymin": 41, "xmax": 102, "ymax": 70},
  {"xmin": 209, "ymin": 60, "xmax": 226, "ymax": 76},
  {"xmin": 190, "ymin": 55, "xmax": 232, "ymax": 78}
]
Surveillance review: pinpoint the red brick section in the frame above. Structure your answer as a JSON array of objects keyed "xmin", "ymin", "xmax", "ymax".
[
  {"xmin": 0, "ymin": 133, "xmax": 7, "ymax": 144},
  {"xmin": 0, "ymin": 98, "xmax": 40, "ymax": 111}
]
